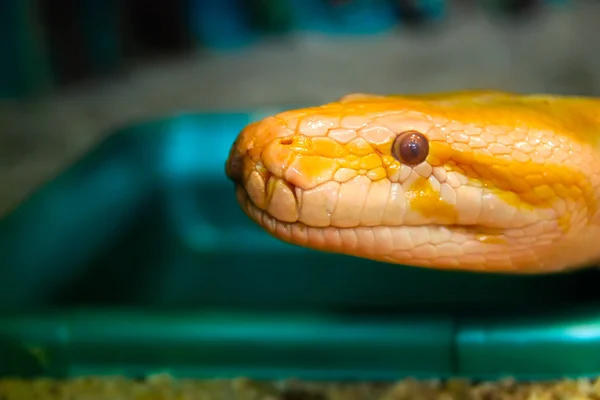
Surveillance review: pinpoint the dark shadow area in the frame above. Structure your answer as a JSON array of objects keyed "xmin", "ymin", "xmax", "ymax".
[{"xmin": 122, "ymin": 0, "xmax": 192, "ymax": 56}]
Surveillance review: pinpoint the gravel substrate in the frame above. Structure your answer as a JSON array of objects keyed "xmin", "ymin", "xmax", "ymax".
[{"xmin": 2, "ymin": 375, "xmax": 600, "ymax": 400}]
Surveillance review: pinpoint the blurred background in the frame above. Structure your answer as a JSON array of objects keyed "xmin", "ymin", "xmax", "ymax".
[{"xmin": 1, "ymin": 0, "xmax": 600, "ymax": 216}]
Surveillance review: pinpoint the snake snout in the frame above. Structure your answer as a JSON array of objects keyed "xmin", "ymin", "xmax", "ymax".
[{"xmin": 225, "ymin": 149, "xmax": 243, "ymax": 185}]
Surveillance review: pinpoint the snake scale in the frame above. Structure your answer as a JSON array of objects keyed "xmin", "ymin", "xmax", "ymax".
[{"xmin": 225, "ymin": 91, "xmax": 600, "ymax": 274}]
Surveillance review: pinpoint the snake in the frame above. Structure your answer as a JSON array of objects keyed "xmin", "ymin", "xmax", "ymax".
[{"xmin": 224, "ymin": 90, "xmax": 600, "ymax": 274}]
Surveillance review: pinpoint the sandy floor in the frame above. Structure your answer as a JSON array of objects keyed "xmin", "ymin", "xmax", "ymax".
[{"xmin": 2, "ymin": 1, "xmax": 600, "ymax": 215}]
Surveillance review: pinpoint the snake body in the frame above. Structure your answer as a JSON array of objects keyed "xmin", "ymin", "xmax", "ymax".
[{"xmin": 225, "ymin": 91, "xmax": 600, "ymax": 274}]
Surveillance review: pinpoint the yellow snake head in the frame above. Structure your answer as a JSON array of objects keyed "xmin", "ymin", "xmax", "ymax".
[{"xmin": 225, "ymin": 91, "xmax": 600, "ymax": 274}]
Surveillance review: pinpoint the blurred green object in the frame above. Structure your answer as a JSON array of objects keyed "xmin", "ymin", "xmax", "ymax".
[
  {"xmin": 1, "ymin": 111, "xmax": 600, "ymax": 380},
  {"xmin": 0, "ymin": 0, "xmax": 53, "ymax": 99},
  {"xmin": 458, "ymin": 307, "xmax": 600, "ymax": 380},
  {"xmin": 0, "ymin": 310, "xmax": 454, "ymax": 379}
]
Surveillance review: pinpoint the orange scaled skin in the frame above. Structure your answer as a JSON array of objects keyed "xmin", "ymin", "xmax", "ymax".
[{"xmin": 225, "ymin": 91, "xmax": 600, "ymax": 274}]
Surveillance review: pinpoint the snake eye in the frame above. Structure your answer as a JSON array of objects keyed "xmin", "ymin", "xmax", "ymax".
[{"xmin": 391, "ymin": 130, "xmax": 429, "ymax": 166}]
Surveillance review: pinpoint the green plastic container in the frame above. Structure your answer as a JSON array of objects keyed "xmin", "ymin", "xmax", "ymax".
[{"xmin": 1, "ymin": 110, "xmax": 600, "ymax": 381}]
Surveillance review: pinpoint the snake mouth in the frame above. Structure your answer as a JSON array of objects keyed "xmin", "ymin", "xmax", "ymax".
[
  {"xmin": 239, "ymin": 183, "xmax": 502, "ymax": 234},
  {"xmin": 235, "ymin": 185, "xmax": 512, "ymax": 270},
  {"xmin": 234, "ymin": 179, "xmax": 572, "ymax": 274},
  {"xmin": 236, "ymin": 171, "xmax": 511, "ymax": 235},
  {"xmin": 236, "ymin": 172, "xmax": 510, "ymax": 234}
]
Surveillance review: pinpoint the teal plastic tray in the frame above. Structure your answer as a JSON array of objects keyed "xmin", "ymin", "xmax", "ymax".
[{"xmin": 1, "ymin": 110, "xmax": 600, "ymax": 381}]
